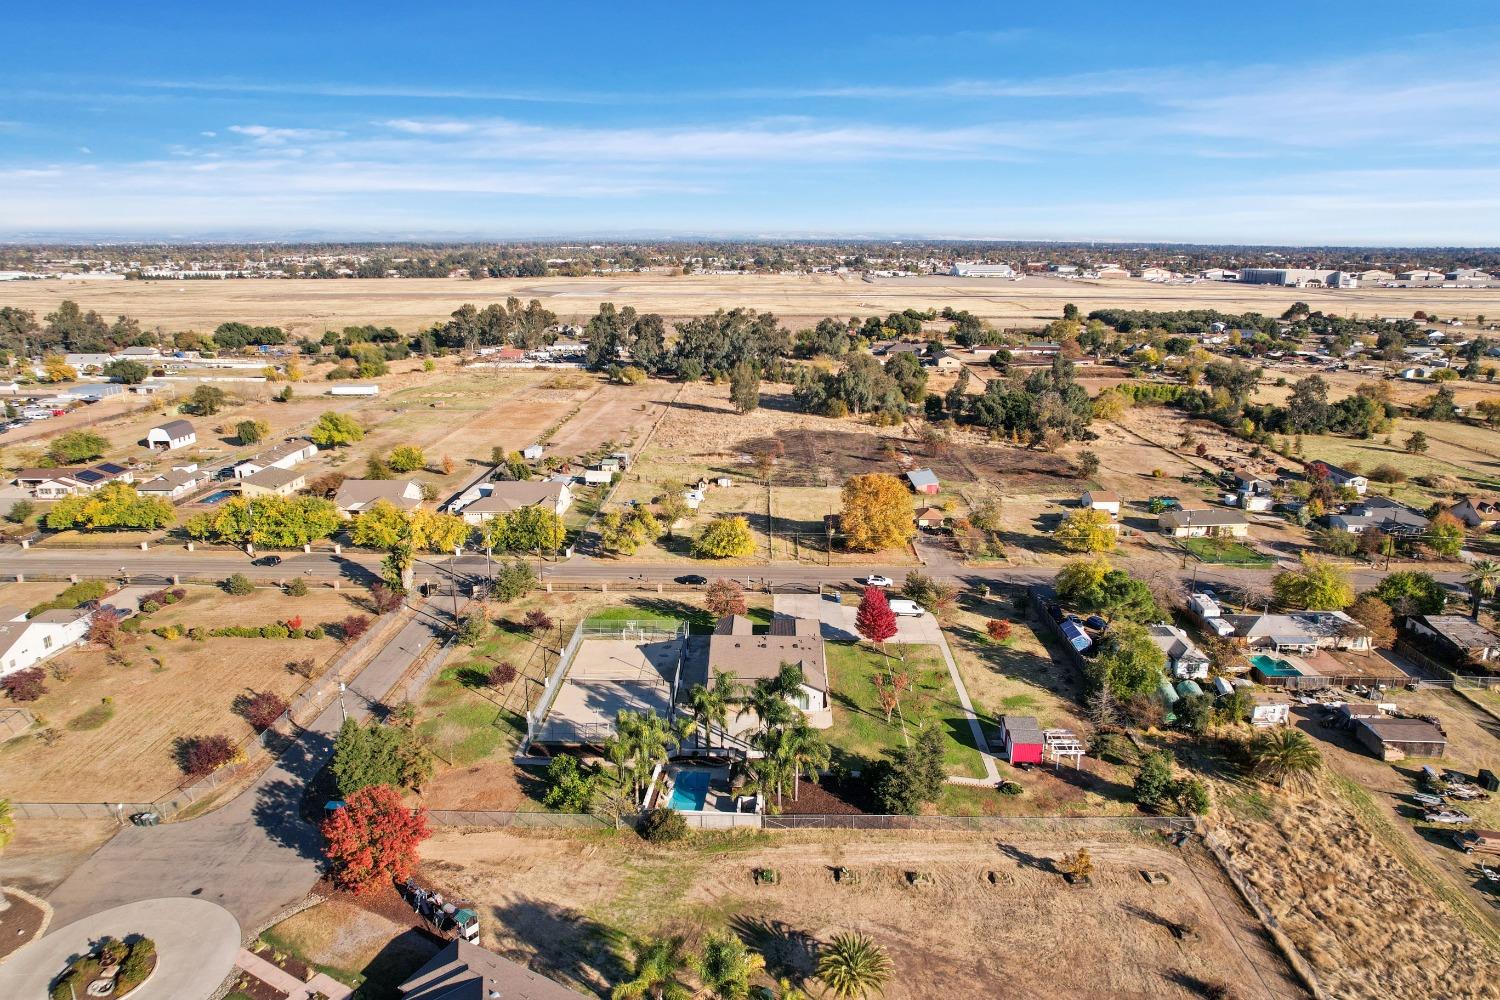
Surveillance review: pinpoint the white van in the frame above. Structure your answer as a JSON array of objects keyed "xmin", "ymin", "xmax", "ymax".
[{"xmin": 888, "ymin": 599, "xmax": 924, "ymax": 617}]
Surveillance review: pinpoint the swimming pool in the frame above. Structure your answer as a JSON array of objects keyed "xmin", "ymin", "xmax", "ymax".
[
  {"xmin": 1249, "ymin": 653, "xmax": 1301, "ymax": 678},
  {"xmin": 667, "ymin": 770, "xmax": 711, "ymax": 811},
  {"xmin": 199, "ymin": 489, "xmax": 237, "ymax": 505}
]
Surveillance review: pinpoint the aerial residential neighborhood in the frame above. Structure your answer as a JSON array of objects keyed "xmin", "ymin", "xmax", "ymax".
[{"xmin": 0, "ymin": 7, "xmax": 1499, "ymax": 1000}]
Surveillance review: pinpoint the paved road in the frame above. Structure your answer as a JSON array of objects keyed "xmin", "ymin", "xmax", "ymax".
[
  {"xmin": 40, "ymin": 608, "xmax": 447, "ymax": 934},
  {"xmin": 0, "ymin": 897, "xmax": 241, "ymax": 999},
  {"xmin": 1, "ymin": 543, "xmax": 1468, "ymax": 596}
]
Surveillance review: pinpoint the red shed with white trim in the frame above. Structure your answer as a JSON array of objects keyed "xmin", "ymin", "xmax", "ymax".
[{"xmin": 1000, "ymin": 715, "xmax": 1044, "ymax": 765}]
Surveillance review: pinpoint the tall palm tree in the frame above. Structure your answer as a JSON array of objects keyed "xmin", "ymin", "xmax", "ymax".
[
  {"xmin": 1464, "ymin": 559, "xmax": 1500, "ymax": 619},
  {"xmin": 749, "ymin": 677, "xmax": 795, "ymax": 734},
  {"xmin": 786, "ymin": 719, "xmax": 831, "ymax": 802},
  {"xmin": 815, "ymin": 933, "xmax": 892, "ymax": 999},
  {"xmin": 710, "ymin": 668, "xmax": 740, "ymax": 744},
  {"xmin": 1249, "ymin": 729, "xmax": 1322, "ymax": 789},
  {"xmin": 613, "ymin": 936, "xmax": 693, "ymax": 1000},
  {"xmin": 750, "ymin": 726, "xmax": 797, "ymax": 809},
  {"xmin": 693, "ymin": 930, "xmax": 765, "ymax": 1000}
]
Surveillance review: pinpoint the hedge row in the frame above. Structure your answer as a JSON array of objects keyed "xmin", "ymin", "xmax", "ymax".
[{"xmin": 150, "ymin": 623, "xmax": 326, "ymax": 641}]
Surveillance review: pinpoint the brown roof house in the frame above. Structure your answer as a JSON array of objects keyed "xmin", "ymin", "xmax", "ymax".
[
  {"xmin": 915, "ymin": 506, "xmax": 946, "ymax": 530},
  {"xmin": 334, "ymin": 479, "xmax": 425, "ymax": 516},
  {"xmin": 398, "ymin": 939, "xmax": 588, "ymax": 1000},
  {"xmin": 701, "ymin": 615, "xmax": 831, "ymax": 735},
  {"xmin": 1354, "ymin": 716, "xmax": 1447, "ymax": 761}
]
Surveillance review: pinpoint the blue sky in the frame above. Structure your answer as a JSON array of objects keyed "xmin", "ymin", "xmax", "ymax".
[{"xmin": 3, "ymin": 3, "xmax": 1499, "ymax": 244}]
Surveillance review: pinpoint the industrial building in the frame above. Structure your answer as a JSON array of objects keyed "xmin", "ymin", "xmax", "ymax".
[
  {"xmin": 1237, "ymin": 268, "xmax": 1357, "ymax": 288},
  {"xmin": 951, "ymin": 262, "xmax": 1015, "ymax": 277}
]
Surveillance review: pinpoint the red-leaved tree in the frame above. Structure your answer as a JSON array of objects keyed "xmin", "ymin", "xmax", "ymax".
[
  {"xmin": 986, "ymin": 619, "xmax": 1013, "ymax": 643},
  {"xmin": 1, "ymin": 667, "xmax": 46, "ymax": 702},
  {"xmin": 238, "ymin": 691, "xmax": 289, "ymax": 731},
  {"xmin": 704, "ymin": 578, "xmax": 748, "ymax": 619},
  {"xmin": 855, "ymin": 586, "xmax": 898, "ymax": 647},
  {"xmin": 522, "ymin": 609, "xmax": 554, "ymax": 633},
  {"xmin": 179, "ymin": 734, "xmax": 236, "ymax": 777},
  {"xmin": 339, "ymin": 615, "xmax": 372, "ymax": 643},
  {"xmin": 369, "ymin": 583, "xmax": 403, "ymax": 615},
  {"xmin": 320, "ymin": 784, "xmax": 430, "ymax": 893}
]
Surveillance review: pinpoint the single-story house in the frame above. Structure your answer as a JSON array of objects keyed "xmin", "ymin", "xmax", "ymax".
[
  {"xmin": 583, "ymin": 468, "xmax": 613, "ymax": 485},
  {"xmin": 926, "ymin": 350, "xmax": 964, "ymax": 372},
  {"xmin": 232, "ymin": 439, "xmax": 318, "ymax": 479},
  {"xmin": 1249, "ymin": 693, "xmax": 1291, "ymax": 727},
  {"xmin": 0, "ymin": 605, "xmax": 92, "ymax": 678},
  {"xmin": 1222, "ymin": 610, "xmax": 1371, "ymax": 654},
  {"xmin": 1158, "ymin": 508, "xmax": 1250, "ymax": 538},
  {"xmin": 1146, "ymin": 623, "xmax": 1210, "ymax": 680},
  {"xmin": 522, "ymin": 444, "xmax": 544, "ymax": 461},
  {"xmin": 457, "ymin": 481, "xmax": 572, "ymax": 525},
  {"xmin": 65, "ymin": 384, "xmax": 125, "ymax": 401},
  {"xmin": 1307, "ymin": 461, "xmax": 1368, "ymax": 495},
  {"xmin": 1327, "ymin": 496, "xmax": 1428, "ymax": 537},
  {"xmin": 1079, "ymin": 489, "xmax": 1121, "ymax": 519},
  {"xmin": 135, "ymin": 468, "xmax": 203, "ymax": 500},
  {"xmin": 146, "ymin": 419, "xmax": 196, "ymax": 451},
  {"xmin": 398, "ymin": 939, "xmax": 589, "ymax": 1000},
  {"xmin": 64, "ymin": 352, "xmax": 114, "ymax": 372},
  {"xmin": 240, "ymin": 466, "xmax": 307, "ymax": 498},
  {"xmin": 907, "ymin": 469, "xmax": 940, "ymax": 495},
  {"xmin": 1406, "ymin": 615, "xmax": 1500, "ymax": 663},
  {"xmin": 328, "ymin": 384, "xmax": 379, "ymax": 396},
  {"xmin": 999, "ymin": 715, "xmax": 1044, "ymax": 764},
  {"xmin": 1012, "ymin": 342, "xmax": 1061, "ymax": 358},
  {"xmin": 914, "ymin": 506, "xmax": 946, "ymax": 530},
  {"xmin": 1353, "ymin": 716, "xmax": 1447, "ymax": 761},
  {"xmin": 1449, "ymin": 497, "xmax": 1500, "ymax": 531},
  {"xmin": 707, "ymin": 615, "xmax": 831, "ymax": 732},
  {"xmin": 334, "ymin": 479, "xmax": 425, "ymax": 516},
  {"xmin": 14, "ymin": 462, "xmax": 134, "ymax": 498}
]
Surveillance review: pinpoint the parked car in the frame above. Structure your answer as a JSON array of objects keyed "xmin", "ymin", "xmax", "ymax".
[
  {"xmin": 1084, "ymin": 615, "xmax": 1108, "ymax": 631},
  {"xmin": 1453, "ymin": 829, "xmax": 1500, "ymax": 856},
  {"xmin": 888, "ymin": 599, "xmax": 924, "ymax": 617},
  {"xmin": 865, "ymin": 575, "xmax": 893, "ymax": 588},
  {"xmin": 675, "ymin": 574, "xmax": 707, "ymax": 585},
  {"xmin": 1423, "ymin": 807, "xmax": 1474, "ymax": 825},
  {"xmin": 1412, "ymin": 792, "xmax": 1446, "ymax": 808}
]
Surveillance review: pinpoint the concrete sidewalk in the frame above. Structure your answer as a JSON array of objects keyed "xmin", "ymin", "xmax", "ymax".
[{"xmin": 41, "ymin": 605, "xmax": 446, "ymax": 935}]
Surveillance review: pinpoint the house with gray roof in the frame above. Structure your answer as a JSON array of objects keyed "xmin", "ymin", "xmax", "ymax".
[
  {"xmin": 1221, "ymin": 610, "xmax": 1370, "ymax": 654},
  {"xmin": 398, "ymin": 939, "xmax": 588, "ymax": 1000}
]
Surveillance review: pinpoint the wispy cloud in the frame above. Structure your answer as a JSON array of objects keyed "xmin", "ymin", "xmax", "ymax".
[{"xmin": 227, "ymin": 124, "xmax": 345, "ymax": 145}]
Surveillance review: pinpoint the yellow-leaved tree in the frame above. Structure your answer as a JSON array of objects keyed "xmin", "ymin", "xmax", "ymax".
[{"xmin": 840, "ymin": 473, "xmax": 914, "ymax": 552}]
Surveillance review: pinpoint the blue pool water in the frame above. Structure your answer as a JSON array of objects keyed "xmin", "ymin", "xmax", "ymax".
[
  {"xmin": 1249, "ymin": 653, "xmax": 1301, "ymax": 678},
  {"xmin": 667, "ymin": 770, "xmax": 711, "ymax": 811},
  {"xmin": 200, "ymin": 489, "xmax": 237, "ymax": 505}
]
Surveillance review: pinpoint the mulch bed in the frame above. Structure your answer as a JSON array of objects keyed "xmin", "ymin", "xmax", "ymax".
[
  {"xmin": 228, "ymin": 968, "xmax": 289, "ymax": 1000},
  {"xmin": 0, "ymin": 891, "xmax": 47, "ymax": 961},
  {"xmin": 316, "ymin": 875, "xmax": 449, "ymax": 941},
  {"xmin": 252, "ymin": 944, "xmax": 314, "ymax": 984},
  {"xmin": 777, "ymin": 774, "xmax": 868, "ymax": 815}
]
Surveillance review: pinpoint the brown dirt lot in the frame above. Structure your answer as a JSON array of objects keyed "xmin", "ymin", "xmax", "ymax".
[
  {"xmin": 0, "ymin": 586, "xmax": 355, "ymax": 801},
  {"xmin": 418, "ymin": 826, "xmax": 1306, "ymax": 1000},
  {"xmin": 4, "ymin": 272, "xmax": 1499, "ymax": 334}
]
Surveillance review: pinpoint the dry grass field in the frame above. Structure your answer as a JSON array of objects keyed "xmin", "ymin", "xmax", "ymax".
[
  {"xmin": 1211, "ymin": 778, "xmax": 1499, "ymax": 1000},
  {"xmin": 414, "ymin": 826, "xmax": 1305, "ymax": 1000},
  {"xmin": 5, "ymin": 273, "xmax": 1500, "ymax": 334},
  {"xmin": 0, "ymin": 585, "xmax": 355, "ymax": 801}
]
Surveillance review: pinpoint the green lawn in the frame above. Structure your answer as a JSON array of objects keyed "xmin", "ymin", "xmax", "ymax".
[
  {"xmin": 824, "ymin": 641, "xmax": 987, "ymax": 779},
  {"xmin": 585, "ymin": 598, "xmax": 772, "ymax": 635},
  {"xmin": 416, "ymin": 663, "xmax": 523, "ymax": 766},
  {"xmin": 1179, "ymin": 536, "xmax": 1273, "ymax": 566}
]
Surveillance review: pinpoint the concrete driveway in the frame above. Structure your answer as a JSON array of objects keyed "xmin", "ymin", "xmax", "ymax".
[
  {"xmin": 0, "ymin": 897, "xmax": 240, "ymax": 999},
  {"xmin": 774, "ymin": 593, "xmax": 944, "ymax": 644}
]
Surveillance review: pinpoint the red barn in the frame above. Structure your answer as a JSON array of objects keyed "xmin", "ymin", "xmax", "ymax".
[
  {"xmin": 1000, "ymin": 715, "xmax": 1044, "ymax": 765},
  {"xmin": 906, "ymin": 468, "xmax": 940, "ymax": 495}
]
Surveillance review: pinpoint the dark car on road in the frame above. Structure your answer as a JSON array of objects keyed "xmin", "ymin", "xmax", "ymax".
[
  {"xmin": 675, "ymin": 574, "xmax": 708, "ymax": 585},
  {"xmin": 253, "ymin": 555, "xmax": 283, "ymax": 567}
]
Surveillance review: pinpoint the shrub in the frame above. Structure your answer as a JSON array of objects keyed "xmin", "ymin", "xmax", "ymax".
[
  {"xmin": 998, "ymin": 780, "xmax": 1023, "ymax": 796},
  {"xmin": 340, "ymin": 615, "xmax": 372, "ymax": 643},
  {"xmin": 369, "ymin": 582, "xmax": 403, "ymax": 615},
  {"xmin": 1, "ymin": 666, "xmax": 47, "ymax": 702},
  {"xmin": 239, "ymin": 691, "xmax": 289, "ymax": 731},
  {"xmin": 119, "ymin": 938, "xmax": 156, "ymax": 986},
  {"xmin": 986, "ymin": 619, "xmax": 1013, "ymax": 643},
  {"xmin": 488, "ymin": 661, "xmax": 518, "ymax": 687},
  {"xmin": 179, "ymin": 734, "xmax": 237, "ymax": 776},
  {"xmin": 286, "ymin": 615, "xmax": 303, "ymax": 630},
  {"xmin": 224, "ymin": 573, "xmax": 255, "ymax": 596},
  {"xmin": 285, "ymin": 578, "xmax": 309, "ymax": 597},
  {"xmin": 639, "ymin": 807, "xmax": 688, "ymax": 843},
  {"xmin": 288, "ymin": 657, "xmax": 316, "ymax": 678},
  {"xmin": 261, "ymin": 623, "xmax": 291, "ymax": 640},
  {"xmin": 188, "ymin": 626, "xmax": 207, "ymax": 642},
  {"xmin": 307, "ymin": 626, "xmax": 326, "ymax": 640},
  {"xmin": 522, "ymin": 609, "xmax": 554, "ymax": 633},
  {"xmin": 140, "ymin": 600, "xmax": 161, "ymax": 614},
  {"xmin": 29, "ymin": 579, "xmax": 109, "ymax": 617}
]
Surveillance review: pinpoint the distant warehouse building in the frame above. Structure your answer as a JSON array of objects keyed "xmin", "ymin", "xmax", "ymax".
[
  {"xmin": 328, "ymin": 384, "xmax": 379, "ymax": 397},
  {"xmin": 1353, "ymin": 717, "xmax": 1447, "ymax": 761},
  {"xmin": 1237, "ymin": 268, "xmax": 1357, "ymax": 288},
  {"xmin": 951, "ymin": 262, "xmax": 1016, "ymax": 278}
]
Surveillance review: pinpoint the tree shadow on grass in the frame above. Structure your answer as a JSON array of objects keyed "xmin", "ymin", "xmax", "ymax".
[
  {"xmin": 729, "ymin": 915, "xmax": 818, "ymax": 983},
  {"xmin": 488, "ymin": 897, "xmax": 630, "ymax": 999},
  {"xmin": 996, "ymin": 842, "xmax": 1057, "ymax": 874}
]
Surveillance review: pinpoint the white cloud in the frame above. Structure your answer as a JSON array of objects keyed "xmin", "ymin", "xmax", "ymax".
[{"xmin": 227, "ymin": 124, "xmax": 345, "ymax": 144}]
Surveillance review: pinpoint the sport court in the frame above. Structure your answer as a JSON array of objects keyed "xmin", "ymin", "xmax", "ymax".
[{"xmin": 537, "ymin": 637, "xmax": 682, "ymax": 743}]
